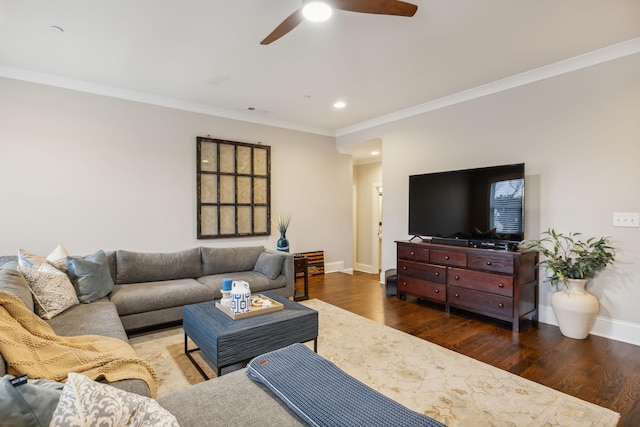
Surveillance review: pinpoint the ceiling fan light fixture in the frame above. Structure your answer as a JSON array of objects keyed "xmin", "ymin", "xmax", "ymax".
[{"xmin": 302, "ymin": 2, "xmax": 333, "ymax": 22}]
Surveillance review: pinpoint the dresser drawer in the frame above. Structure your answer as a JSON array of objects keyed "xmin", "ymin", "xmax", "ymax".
[
  {"xmin": 447, "ymin": 268, "xmax": 513, "ymax": 297},
  {"xmin": 398, "ymin": 275, "xmax": 446, "ymax": 303},
  {"xmin": 467, "ymin": 253, "xmax": 514, "ymax": 274},
  {"xmin": 398, "ymin": 260, "xmax": 446, "ymax": 283},
  {"xmin": 397, "ymin": 244, "xmax": 429, "ymax": 263},
  {"xmin": 430, "ymin": 250, "xmax": 467, "ymax": 267},
  {"xmin": 448, "ymin": 285, "xmax": 513, "ymax": 318}
]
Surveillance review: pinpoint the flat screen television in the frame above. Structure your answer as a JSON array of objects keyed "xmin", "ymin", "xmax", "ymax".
[{"xmin": 408, "ymin": 163, "xmax": 525, "ymax": 249}]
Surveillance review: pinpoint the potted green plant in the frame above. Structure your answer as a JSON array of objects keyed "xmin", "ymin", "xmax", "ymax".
[{"xmin": 523, "ymin": 229, "xmax": 615, "ymax": 339}]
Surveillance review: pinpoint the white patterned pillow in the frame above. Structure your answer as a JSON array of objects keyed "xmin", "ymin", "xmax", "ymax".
[
  {"xmin": 18, "ymin": 263, "xmax": 79, "ymax": 319},
  {"xmin": 18, "ymin": 245, "xmax": 70, "ymax": 272},
  {"xmin": 50, "ymin": 373, "xmax": 179, "ymax": 427}
]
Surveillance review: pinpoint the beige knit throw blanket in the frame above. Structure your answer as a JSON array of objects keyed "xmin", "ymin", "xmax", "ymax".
[{"xmin": 0, "ymin": 291, "xmax": 158, "ymax": 397}]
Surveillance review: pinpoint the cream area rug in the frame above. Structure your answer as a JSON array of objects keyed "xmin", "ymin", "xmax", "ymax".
[{"xmin": 130, "ymin": 299, "xmax": 619, "ymax": 427}]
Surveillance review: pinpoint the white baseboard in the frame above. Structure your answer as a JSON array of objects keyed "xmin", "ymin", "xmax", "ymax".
[
  {"xmin": 538, "ymin": 305, "xmax": 640, "ymax": 346},
  {"xmin": 354, "ymin": 263, "xmax": 374, "ymax": 273},
  {"xmin": 324, "ymin": 261, "xmax": 344, "ymax": 274}
]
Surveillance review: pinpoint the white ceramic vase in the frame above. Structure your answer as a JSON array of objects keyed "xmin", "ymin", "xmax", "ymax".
[
  {"xmin": 230, "ymin": 280, "xmax": 251, "ymax": 314},
  {"xmin": 550, "ymin": 278, "xmax": 599, "ymax": 339}
]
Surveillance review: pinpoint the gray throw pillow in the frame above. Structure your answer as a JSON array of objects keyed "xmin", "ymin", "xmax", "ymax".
[
  {"xmin": 253, "ymin": 252, "xmax": 285, "ymax": 280},
  {"xmin": 0, "ymin": 264, "xmax": 35, "ymax": 311},
  {"xmin": 0, "ymin": 375, "xmax": 64, "ymax": 427},
  {"xmin": 67, "ymin": 250, "xmax": 115, "ymax": 303}
]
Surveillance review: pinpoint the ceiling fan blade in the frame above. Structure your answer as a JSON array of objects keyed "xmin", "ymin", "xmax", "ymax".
[
  {"xmin": 261, "ymin": 8, "xmax": 305, "ymax": 45},
  {"xmin": 332, "ymin": 0, "xmax": 418, "ymax": 16}
]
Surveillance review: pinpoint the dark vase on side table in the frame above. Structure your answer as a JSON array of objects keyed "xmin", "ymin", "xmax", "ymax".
[{"xmin": 277, "ymin": 234, "xmax": 290, "ymax": 252}]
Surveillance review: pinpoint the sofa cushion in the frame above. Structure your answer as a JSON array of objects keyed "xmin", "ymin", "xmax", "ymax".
[
  {"xmin": 200, "ymin": 246, "xmax": 265, "ymax": 276},
  {"xmin": 116, "ymin": 248, "xmax": 201, "ymax": 284},
  {"xmin": 158, "ymin": 369, "xmax": 306, "ymax": 427},
  {"xmin": 18, "ymin": 245, "xmax": 69, "ymax": 272},
  {"xmin": 109, "ymin": 279, "xmax": 214, "ymax": 316},
  {"xmin": 18, "ymin": 264, "xmax": 79, "ymax": 319},
  {"xmin": 0, "ymin": 262, "xmax": 34, "ymax": 311},
  {"xmin": 0, "ymin": 375, "xmax": 65, "ymax": 427},
  {"xmin": 46, "ymin": 299, "xmax": 129, "ymax": 343},
  {"xmin": 253, "ymin": 251, "xmax": 285, "ymax": 280},
  {"xmin": 67, "ymin": 250, "xmax": 115, "ymax": 303},
  {"xmin": 50, "ymin": 373, "xmax": 178, "ymax": 427}
]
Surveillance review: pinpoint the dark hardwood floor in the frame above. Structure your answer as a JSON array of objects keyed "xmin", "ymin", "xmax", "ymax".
[{"xmin": 299, "ymin": 271, "xmax": 640, "ymax": 427}]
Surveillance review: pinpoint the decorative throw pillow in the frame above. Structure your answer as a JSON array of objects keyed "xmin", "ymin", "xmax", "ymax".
[
  {"xmin": 18, "ymin": 264, "xmax": 79, "ymax": 319},
  {"xmin": 253, "ymin": 251, "xmax": 285, "ymax": 280},
  {"xmin": 18, "ymin": 245, "xmax": 70, "ymax": 272},
  {"xmin": 0, "ymin": 266, "xmax": 35, "ymax": 311},
  {"xmin": 67, "ymin": 250, "xmax": 115, "ymax": 303},
  {"xmin": 50, "ymin": 372, "xmax": 179, "ymax": 427},
  {"xmin": 0, "ymin": 375, "xmax": 65, "ymax": 427}
]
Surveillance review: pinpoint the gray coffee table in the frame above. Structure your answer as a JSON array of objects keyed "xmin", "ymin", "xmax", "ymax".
[{"xmin": 183, "ymin": 291, "xmax": 318, "ymax": 379}]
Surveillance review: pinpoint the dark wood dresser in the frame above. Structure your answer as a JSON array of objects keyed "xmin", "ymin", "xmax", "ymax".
[{"xmin": 396, "ymin": 240, "xmax": 538, "ymax": 332}]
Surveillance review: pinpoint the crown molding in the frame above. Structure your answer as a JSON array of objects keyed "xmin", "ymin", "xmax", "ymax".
[
  {"xmin": 2, "ymin": 38, "xmax": 638, "ymax": 140},
  {"xmin": 0, "ymin": 65, "xmax": 335, "ymax": 137},
  {"xmin": 335, "ymin": 37, "xmax": 640, "ymax": 138}
]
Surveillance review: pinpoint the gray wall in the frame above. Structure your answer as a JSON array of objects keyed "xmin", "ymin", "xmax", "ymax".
[{"xmin": 0, "ymin": 77, "xmax": 353, "ymax": 271}]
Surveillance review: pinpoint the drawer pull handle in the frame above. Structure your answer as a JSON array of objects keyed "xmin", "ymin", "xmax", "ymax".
[
  {"xmin": 434, "ymin": 272, "xmax": 439, "ymax": 276},
  {"xmin": 434, "ymin": 289, "xmax": 439, "ymax": 293},
  {"xmin": 455, "ymin": 293, "xmax": 460, "ymax": 298},
  {"xmin": 445, "ymin": 255, "xmax": 450, "ymax": 260},
  {"xmin": 403, "ymin": 266, "xmax": 407, "ymax": 270},
  {"xmin": 402, "ymin": 282, "xmax": 407, "ymax": 286},
  {"xmin": 498, "ymin": 283, "xmax": 504, "ymax": 288},
  {"xmin": 455, "ymin": 275, "xmax": 460, "ymax": 280},
  {"xmin": 410, "ymin": 251, "xmax": 415, "ymax": 256},
  {"xmin": 486, "ymin": 261, "xmax": 492, "ymax": 266},
  {"xmin": 498, "ymin": 303, "xmax": 504, "ymax": 308}
]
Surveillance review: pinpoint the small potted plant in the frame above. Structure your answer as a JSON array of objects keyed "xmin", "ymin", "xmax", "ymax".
[
  {"xmin": 273, "ymin": 213, "xmax": 291, "ymax": 252},
  {"xmin": 523, "ymin": 229, "xmax": 615, "ymax": 339}
]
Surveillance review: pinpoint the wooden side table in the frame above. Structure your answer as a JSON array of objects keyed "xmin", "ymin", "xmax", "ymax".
[{"xmin": 294, "ymin": 255, "xmax": 309, "ymax": 301}]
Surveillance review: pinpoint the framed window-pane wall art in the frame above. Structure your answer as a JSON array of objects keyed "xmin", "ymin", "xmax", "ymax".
[{"xmin": 197, "ymin": 137, "xmax": 271, "ymax": 238}]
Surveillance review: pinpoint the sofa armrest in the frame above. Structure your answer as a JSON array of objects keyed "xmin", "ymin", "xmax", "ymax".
[{"xmin": 265, "ymin": 249, "xmax": 295, "ymax": 298}]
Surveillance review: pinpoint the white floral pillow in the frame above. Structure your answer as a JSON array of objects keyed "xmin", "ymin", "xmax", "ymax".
[
  {"xmin": 18, "ymin": 263, "xmax": 79, "ymax": 319},
  {"xmin": 18, "ymin": 244, "xmax": 70, "ymax": 272},
  {"xmin": 50, "ymin": 373, "xmax": 179, "ymax": 427}
]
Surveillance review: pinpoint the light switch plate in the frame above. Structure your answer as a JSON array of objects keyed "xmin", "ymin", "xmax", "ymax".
[{"xmin": 613, "ymin": 212, "xmax": 639, "ymax": 228}]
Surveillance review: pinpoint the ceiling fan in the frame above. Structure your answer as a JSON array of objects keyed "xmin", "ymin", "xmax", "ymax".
[{"xmin": 261, "ymin": 0, "xmax": 418, "ymax": 45}]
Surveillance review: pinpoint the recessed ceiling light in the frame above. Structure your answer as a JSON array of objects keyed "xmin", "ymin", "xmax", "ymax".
[
  {"xmin": 302, "ymin": 2, "xmax": 333, "ymax": 22},
  {"xmin": 333, "ymin": 100, "xmax": 346, "ymax": 109},
  {"xmin": 245, "ymin": 106, "xmax": 271, "ymax": 113},
  {"xmin": 371, "ymin": 151, "xmax": 380, "ymax": 156}
]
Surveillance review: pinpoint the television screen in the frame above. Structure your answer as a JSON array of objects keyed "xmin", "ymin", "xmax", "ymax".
[{"xmin": 408, "ymin": 163, "xmax": 525, "ymax": 243}]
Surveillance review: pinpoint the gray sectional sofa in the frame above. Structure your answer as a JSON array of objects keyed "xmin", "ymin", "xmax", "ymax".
[
  {"xmin": 0, "ymin": 245, "xmax": 439, "ymax": 426},
  {"xmin": 0, "ymin": 245, "xmax": 294, "ymax": 398}
]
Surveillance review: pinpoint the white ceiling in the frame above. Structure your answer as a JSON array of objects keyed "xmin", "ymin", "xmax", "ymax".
[{"xmin": 1, "ymin": 1, "xmax": 639, "ymax": 159}]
